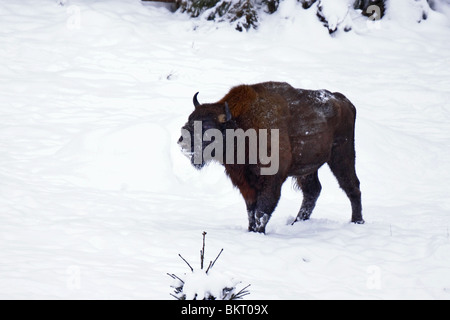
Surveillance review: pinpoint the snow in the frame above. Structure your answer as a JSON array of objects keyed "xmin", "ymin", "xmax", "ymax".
[
  {"xmin": 1, "ymin": 0, "xmax": 450, "ymax": 299},
  {"xmin": 385, "ymin": 0, "xmax": 431, "ymax": 23},
  {"xmin": 172, "ymin": 268, "xmax": 240, "ymax": 300},
  {"xmin": 317, "ymin": 0, "xmax": 354, "ymax": 32}
]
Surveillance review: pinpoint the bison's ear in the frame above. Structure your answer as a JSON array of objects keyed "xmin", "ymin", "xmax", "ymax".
[
  {"xmin": 224, "ymin": 102, "xmax": 232, "ymax": 121},
  {"xmin": 218, "ymin": 114, "xmax": 227, "ymax": 123},
  {"xmin": 193, "ymin": 92, "xmax": 200, "ymax": 108}
]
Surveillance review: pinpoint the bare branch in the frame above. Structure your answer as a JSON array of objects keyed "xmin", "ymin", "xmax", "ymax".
[
  {"xmin": 231, "ymin": 284, "xmax": 251, "ymax": 300},
  {"xmin": 201, "ymin": 231, "xmax": 207, "ymax": 269},
  {"xmin": 206, "ymin": 248, "xmax": 223, "ymax": 273},
  {"xmin": 178, "ymin": 254, "xmax": 194, "ymax": 272},
  {"xmin": 167, "ymin": 273, "xmax": 185, "ymax": 284}
]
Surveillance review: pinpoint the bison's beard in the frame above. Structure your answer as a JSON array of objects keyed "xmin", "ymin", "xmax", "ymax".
[
  {"xmin": 190, "ymin": 154, "xmax": 206, "ymax": 170},
  {"xmin": 179, "ymin": 140, "xmax": 207, "ymax": 170},
  {"xmin": 179, "ymin": 132, "xmax": 221, "ymax": 170},
  {"xmin": 179, "ymin": 147, "xmax": 204, "ymax": 170},
  {"xmin": 190, "ymin": 142, "xmax": 214, "ymax": 170},
  {"xmin": 190, "ymin": 142, "xmax": 221, "ymax": 170}
]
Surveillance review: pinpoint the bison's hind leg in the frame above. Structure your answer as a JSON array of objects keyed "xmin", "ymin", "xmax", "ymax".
[
  {"xmin": 327, "ymin": 139, "xmax": 364, "ymax": 224},
  {"xmin": 292, "ymin": 171, "xmax": 322, "ymax": 224}
]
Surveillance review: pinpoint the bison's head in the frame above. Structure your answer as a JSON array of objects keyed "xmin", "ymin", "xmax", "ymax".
[{"xmin": 178, "ymin": 92, "xmax": 233, "ymax": 169}]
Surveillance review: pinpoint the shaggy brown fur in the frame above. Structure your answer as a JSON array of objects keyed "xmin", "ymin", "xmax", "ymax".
[{"xmin": 179, "ymin": 81, "xmax": 363, "ymax": 233}]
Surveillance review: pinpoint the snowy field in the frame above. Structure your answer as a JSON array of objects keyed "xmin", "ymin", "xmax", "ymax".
[{"xmin": 1, "ymin": 0, "xmax": 450, "ymax": 299}]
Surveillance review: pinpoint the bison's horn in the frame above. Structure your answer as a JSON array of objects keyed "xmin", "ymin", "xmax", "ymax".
[
  {"xmin": 193, "ymin": 92, "xmax": 200, "ymax": 108},
  {"xmin": 224, "ymin": 102, "xmax": 232, "ymax": 121}
]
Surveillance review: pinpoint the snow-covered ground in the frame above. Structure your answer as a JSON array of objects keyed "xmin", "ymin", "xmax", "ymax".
[{"xmin": 1, "ymin": 0, "xmax": 450, "ymax": 299}]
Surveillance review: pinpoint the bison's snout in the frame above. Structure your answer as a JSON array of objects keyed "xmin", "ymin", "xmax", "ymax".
[
  {"xmin": 178, "ymin": 129, "xmax": 198, "ymax": 167},
  {"xmin": 178, "ymin": 133, "xmax": 192, "ymax": 154}
]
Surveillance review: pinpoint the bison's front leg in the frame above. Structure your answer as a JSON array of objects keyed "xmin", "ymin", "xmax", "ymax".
[
  {"xmin": 234, "ymin": 170, "xmax": 284, "ymax": 233},
  {"xmin": 246, "ymin": 202, "xmax": 273, "ymax": 234},
  {"xmin": 253, "ymin": 210, "xmax": 270, "ymax": 233},
  {"xmin": 251, "ymin": 180, "xmax": 283, "ymax": 234},
  {"xmin": 247, "ymin": 206, "xmax": 269, "ymax": 233},
  {"xmin": 246, "ymin": 202, "xmax": 257, "ymax": 232}
]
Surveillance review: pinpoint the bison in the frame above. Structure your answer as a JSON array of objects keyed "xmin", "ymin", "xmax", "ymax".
[{"xmin": 178, "ymin": 81, "xmax": 364, "ymax": 233}]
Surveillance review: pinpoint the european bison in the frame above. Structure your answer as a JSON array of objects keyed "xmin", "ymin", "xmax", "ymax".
[{"xmin": 178, "ymin": 81, "xmax": 363, "ymax": 233}]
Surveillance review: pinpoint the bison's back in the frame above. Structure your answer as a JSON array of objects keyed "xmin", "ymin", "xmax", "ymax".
[
  {"xmin": 256, "ymin": 82, "xmax": 356, "ymax": 176},
  {"xmin": 220, "ymin": 81, "xmax": 356, "ymax": 177}
]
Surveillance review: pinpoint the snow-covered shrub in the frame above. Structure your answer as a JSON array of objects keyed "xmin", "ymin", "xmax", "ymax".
[
  {"xmin": 168, "ymin": 232, "xmax": 250, "ymax": 300},
  {"xmin": 354, "ymin": 0, "xmax": 386, "ymax": 18},
  {"xmin": 176, "ymin": 0, "xmax": 259, "ymax": 31},
  {"xmin": 176, "ymin": 0, "xmax": 220, "ymax": 18},
  {"xmin": 305, "ymin": 0, "xmax": 435, "ymax": 34},
  {"xmin": 385, "ymin": 0, "xmax": 431, "ymax": 23},
  {"xmin": 176, "ymin": 0, "xmax": 449, "ymax": 32},
  {"xmin": 314, "ymin": 0, "xmax": 386, "ymax": 34},
  {"xmin": 262, "ymin": 0, "xmax": 280, "ymax": 13},
  {"xmin": 299, "ymin": 0, "xmax": 318, "ymax": 9},
  {"xmin": 169, "ymin": 269, "xmax": 250, "ymax": 300},
  {"xmin": 316, "ymin": 0, "xmax": 354, "ymax": 34}
]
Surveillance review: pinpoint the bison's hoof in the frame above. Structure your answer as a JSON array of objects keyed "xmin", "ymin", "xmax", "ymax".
[
  {"xmin": 248, "ymin": 225, "xmax": 266, "ymax": 234},
  {"xmin": 351, "ymin": 219, "xmax": 365, "ymax": 224},
  {"xmin": 249, "ymin": 227, "xmax": 266, "ymax": 234},
  {"xmin": 291, "ymin": 216, "xmax": 309, "ymax": 225}
]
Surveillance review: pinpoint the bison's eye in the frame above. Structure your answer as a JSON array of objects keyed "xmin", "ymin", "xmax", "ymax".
[{"xmin": 202, "ymin": 120, "xmax": 216, "ymax": 131}]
